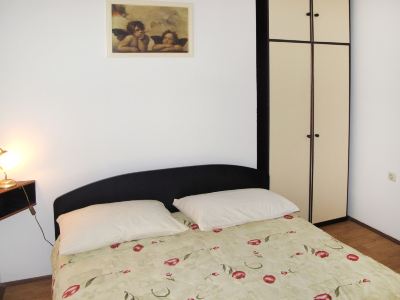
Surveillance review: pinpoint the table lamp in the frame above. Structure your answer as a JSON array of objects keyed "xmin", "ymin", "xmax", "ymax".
[{"xmin": 0, "ymin": 148, "xmax": 17, "ymax": 189}]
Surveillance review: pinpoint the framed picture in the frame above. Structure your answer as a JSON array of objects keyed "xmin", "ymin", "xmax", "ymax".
[{"xmin": 106, "ymin": 0, "xmax": 193, "ymax": 57}]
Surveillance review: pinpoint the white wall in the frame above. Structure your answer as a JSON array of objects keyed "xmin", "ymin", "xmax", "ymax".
[
  {"xmin": 0, "ymin": 0, "xmax": 257, "ymax": 282},
  {"xmin": 349, "ymin": 0, "xmax": 400, "ymax": 240}
]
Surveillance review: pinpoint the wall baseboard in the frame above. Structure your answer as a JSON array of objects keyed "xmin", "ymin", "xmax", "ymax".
[
  {"xmin": 2, "ymin": 275, "xmax": 51, "ymax": 288},
  {"xmin": 348, "ymin": 216, "xmax": 400, "ymax": 245},
  {"xmin": 314, "ymin": 216, "xmax": 348, "ymax": 227},
  {"xmin": 0, "ymin": 283, "xmax": 5, "ymax": 300}
]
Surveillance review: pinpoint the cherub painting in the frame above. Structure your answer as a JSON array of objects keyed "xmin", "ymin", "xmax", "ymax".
[{"xmin": 107, "ymin": 1, "xmax": 192, "ymax": 56}]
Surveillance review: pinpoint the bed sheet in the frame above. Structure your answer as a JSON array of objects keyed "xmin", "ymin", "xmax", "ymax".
[{"xmin": 52, "ymin": 212, "xmax": 400, "ymax": 300}]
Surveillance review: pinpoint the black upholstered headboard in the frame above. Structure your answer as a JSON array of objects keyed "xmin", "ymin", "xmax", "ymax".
[{"xmin": 53, "ymin": 164, "xmax": 266, "ymax": 238}]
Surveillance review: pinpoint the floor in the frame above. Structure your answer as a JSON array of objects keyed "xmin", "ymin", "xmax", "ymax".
[
  {"xmin": 2, "ymin": 278, "xmax": 51, "ymax": 300},
  {"xmin": 2, "ymin": 220, "xmax": 399, "ymax": 300},
  {"xmin": 321, "ymin": 220, "xmax": 400, "ymax": 273}
]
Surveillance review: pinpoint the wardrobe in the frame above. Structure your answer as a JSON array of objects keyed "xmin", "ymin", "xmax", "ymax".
[{"xmin": 267, "ymin": 0, "xmax": 350, "ymax": 223}]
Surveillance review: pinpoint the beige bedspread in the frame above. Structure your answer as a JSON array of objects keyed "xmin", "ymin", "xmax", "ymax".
[{"xmin": 52, "ymin": 213, "xmax": 400, "ymax": 300}]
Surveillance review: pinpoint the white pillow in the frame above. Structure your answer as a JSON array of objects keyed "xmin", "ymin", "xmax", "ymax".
[
  {"xmin": 173, "ymin": 188, "xmax": 299, "ymax": 231},
  {"xmin": 57, "ymin": 200, "xmax": 187, "ymax": 255}
]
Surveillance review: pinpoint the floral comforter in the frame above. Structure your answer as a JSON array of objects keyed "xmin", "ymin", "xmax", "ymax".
[{"xmin": 52, "ymin": 213, "xmax": 400, "ymax": 300}]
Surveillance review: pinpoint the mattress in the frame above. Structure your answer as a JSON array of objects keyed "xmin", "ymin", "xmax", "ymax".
[{"xmin": 52, "ymin": 212, "xmax": 400, "ymax": 299}]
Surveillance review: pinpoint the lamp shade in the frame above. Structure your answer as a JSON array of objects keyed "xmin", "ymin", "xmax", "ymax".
[
  {"xmin": 0, "ymin": 148, "xmax": 18, "ymax": 189},
  {"xmin": 0, "ymin": 148, "xmax": 18, "ymax": 171}
]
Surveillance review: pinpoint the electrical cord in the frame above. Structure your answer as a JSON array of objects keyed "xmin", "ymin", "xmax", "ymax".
[{"xmin": 21, "ymin": 185, "xmax": 54, "ymax": 247}]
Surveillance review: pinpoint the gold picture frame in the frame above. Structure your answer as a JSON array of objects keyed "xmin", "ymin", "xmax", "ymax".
[{"xmin": 106, "ymin": 0, "xmax": 193, "ymax": 57}]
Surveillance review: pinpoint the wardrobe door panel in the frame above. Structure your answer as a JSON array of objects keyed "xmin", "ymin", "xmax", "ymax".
[
  {"xmin": 269, "ymin": 0, "xmax": 310, "ymax": 41},
  {"xmin": 312, "ymin": 45, "xmax": 349, "ymax": 223},
  {"xmin": 269, "ymin": 42, "xmax": 311, "ymax": 220},
  {"xmin": 313, "ymin": 0, "xmax": 350, "ymax": 43}
]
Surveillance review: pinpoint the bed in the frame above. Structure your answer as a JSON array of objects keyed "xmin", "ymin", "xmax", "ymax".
[{"xmin": 52, "ymin": 165, "xmax": 400, "ymax": 300}]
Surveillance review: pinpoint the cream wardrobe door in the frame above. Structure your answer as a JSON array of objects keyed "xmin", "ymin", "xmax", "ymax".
[
  {"xmin": 269, "ymin": 42, "xmax": 311, "ymax": 219},
  {"xmin": 313, "ymin": 0, "xmax": 350, "ymax": 43},
  {"xmin": 312, "ymin": 45, "xmax": 349, "ymax": 223},
  {"xmin": 269, "ymin": 0, "xmax": 310, "ymax": 41}
]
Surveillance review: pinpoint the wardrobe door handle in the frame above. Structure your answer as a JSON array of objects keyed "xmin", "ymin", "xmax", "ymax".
[
  {"xmin": 306, "ymin": 12, "xmax": 311, "ymax": 16},
  {"xmin": 315, "ymin": 134, "xmax": 320, "ymax": 138},
  {"xmin": 307, "ymin": 134, "xmax": 312, "ymax": 139},
  {"xmin": 314, "ymin": 13, "xmax": 320, "ymax": 17}
]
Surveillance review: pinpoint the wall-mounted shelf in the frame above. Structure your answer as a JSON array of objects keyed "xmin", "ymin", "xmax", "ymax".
[{"xmin": 0, "ymin": 180, "xmax": 36, "ymax": 221}]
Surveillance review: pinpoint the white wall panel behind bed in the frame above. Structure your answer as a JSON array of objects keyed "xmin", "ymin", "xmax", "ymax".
[{"xmin": 0, "ymin": 0, "xmax": 257, "ymax": 282}]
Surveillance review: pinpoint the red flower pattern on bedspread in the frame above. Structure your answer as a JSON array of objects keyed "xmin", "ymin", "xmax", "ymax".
[
  {"xmin": 110, "ymin": 243, "xmax": 120, "ymax": 249},
  {"xmin": 314, "ymin": 293, "xmax": 332, "ymax": 300},
  {"xmin": 62, "ymin": 285, "xmax": 80, "ymax": 298},
  {"xmin": 284, "ymin": 215, "xmax": 294, "ymax": 219},
  {"xmin": 204, "ymin": 271, "xmax": 220, "ymax": 280},
  {"xmin": 213, "ymin": 228, "xmax": 223, "ymax": 233},
  {"xmin": 232, "ymin": 271, "xmax": 246, "ymax": 279},
  {"xmin": 133, "ymin": 244, "xmax": 144, "ymax": 252},
  {"xmin": 190, "ymin": 223, "xmax": 199, "ymax": 230},
  {"xmin": 263, "ymin": 275, "xmax": 276, "ymax": 284},
  {"xmin": 330, "ymin": 278, "xmax": 372, "ymax": 298},
  {"xmin": 164, "ymin": 258, "xmax": 180, "ymax": 266},
  {"xmin": 247, "ymin": 239, "xmax": 262, "ymax": 246},
  {"xmin": 315, "ymin": 250, "xmax": 329, "ymax": 258},
  {"xmin": 346, "ymin": 254, "xmax": 359, "ymax": 261}
]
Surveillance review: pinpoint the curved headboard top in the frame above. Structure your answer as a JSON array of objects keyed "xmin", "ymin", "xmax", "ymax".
[{"xmin": 53, "ymin": 164, "xmax": 266, "ymax": 238}]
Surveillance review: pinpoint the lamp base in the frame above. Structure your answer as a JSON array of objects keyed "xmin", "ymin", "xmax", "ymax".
[{"xmin": 0, "ymin": 179, "xmax": 17, "ymax": 189}]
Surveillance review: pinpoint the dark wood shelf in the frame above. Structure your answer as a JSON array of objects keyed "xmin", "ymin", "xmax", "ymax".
[{"xmin": 0, "ymin": 180, "xmax": 36, "ymax": 220}]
